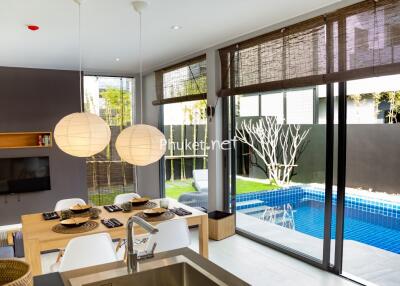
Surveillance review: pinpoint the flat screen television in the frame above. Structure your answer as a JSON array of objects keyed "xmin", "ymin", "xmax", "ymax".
[{"xmin": 0, "ymin": 156, "xmax": 51, "ymax": 194}]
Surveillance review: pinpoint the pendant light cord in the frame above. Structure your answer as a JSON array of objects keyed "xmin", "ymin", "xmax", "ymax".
[
  {"xmin": 139, "ymin": 10, "xmax": 143, "ymax": 124},
  {"xmin": 78, "ymin": 1, "xmax": 83, "ymax": 112}
]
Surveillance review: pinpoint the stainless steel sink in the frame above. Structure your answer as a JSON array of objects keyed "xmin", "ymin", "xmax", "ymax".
[{"xmin": 69, "ymin": 256, "xmax": 229, "ymax": 286}]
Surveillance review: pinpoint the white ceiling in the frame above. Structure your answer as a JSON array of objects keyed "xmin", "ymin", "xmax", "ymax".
[{"xmin": 0, "ymin": 0, "xmax": 359, "ymax": 75}]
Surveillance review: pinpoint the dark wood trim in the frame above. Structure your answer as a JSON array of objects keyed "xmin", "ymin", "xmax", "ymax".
[
  {"xmin": 152, "ymin": 93, "xmax": 207, "ymax": 106},
  {"xmin": 217, "ymin": 62, "xmax": 400, "ymax": 97},
  {"xmin": 154, "ymin": 55, "xmax": 206, "ymax": 73}
]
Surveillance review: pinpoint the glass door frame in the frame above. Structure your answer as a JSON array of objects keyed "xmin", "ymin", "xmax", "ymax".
[{"xmin": 223, "ymin": 83, "xmax": 347, "ymax": 273}]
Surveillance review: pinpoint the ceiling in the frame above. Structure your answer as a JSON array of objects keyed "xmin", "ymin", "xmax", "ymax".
[{"xmin": 0, "ymin": 0, "xmax": 359, "ymax": 75}]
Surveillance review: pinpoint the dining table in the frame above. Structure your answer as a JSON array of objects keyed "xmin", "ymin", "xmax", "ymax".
[{"xmin": 21, "ymin": 199, "xmax": 209, "ymax": 276}]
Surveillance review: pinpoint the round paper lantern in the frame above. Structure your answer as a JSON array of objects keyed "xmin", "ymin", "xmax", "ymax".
[
  {"xmin": 116, "ymin": 124, "xmax": 166, "ymax": 166},
  {"xmin": 54, "ymin": 112, "xmax": 111, "ymax": 157}
]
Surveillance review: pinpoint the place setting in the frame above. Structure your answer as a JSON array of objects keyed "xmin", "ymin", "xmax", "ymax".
[
  {"xmin": 104, "ymin": 197, "xmax": 158, "ymax": 214},
  {"xmin": 132, "ymin": 198, "xmax": 193, "ymax": 222},
  {"xmin": 48, "ymin": 204, "xmax": 103, "ymax": 234}
]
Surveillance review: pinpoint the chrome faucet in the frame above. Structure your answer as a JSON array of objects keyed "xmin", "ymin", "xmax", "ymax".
[{"xmin": 126, "ymin": 216, "xmax": 159, "ymax": 274}]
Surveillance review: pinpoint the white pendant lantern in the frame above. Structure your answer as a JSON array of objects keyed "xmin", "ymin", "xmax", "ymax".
[
  {"xmin": 116, "ymin": 124, "xmax": 166, "ymax": 166},
  {"xmin": 54, "ymin": 112, "xmax": 111, "ymax": 157},
  {"xmin": 115, "ymin": 1, "xmax": 166, "ymax": 166},
  {"xmin": 54, "ymin": 0, "xmax": 111, "ymax": 158}
]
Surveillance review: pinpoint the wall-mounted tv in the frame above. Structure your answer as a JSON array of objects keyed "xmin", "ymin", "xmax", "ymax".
[{"xmin": 0, "ymin": 156, "xmax": 51, "ymax": 194}]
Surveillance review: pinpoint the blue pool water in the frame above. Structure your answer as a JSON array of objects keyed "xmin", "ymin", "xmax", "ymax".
[{"xmin": 237, "ymin": 186, "xmax": 400, "ymax": 254}]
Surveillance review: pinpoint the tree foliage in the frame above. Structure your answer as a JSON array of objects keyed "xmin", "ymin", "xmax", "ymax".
[{"xmin": 100, "ymin": 87, "xmax": 132, "ymax": 127}]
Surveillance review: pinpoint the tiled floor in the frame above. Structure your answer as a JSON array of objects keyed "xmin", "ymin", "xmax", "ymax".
[
  {"xmin": 40, "ymin": 229, "xmax": 356, "ymax": 286},
  {"xmin": 189, "ymin": 230, "xmax": 356, "ymax": 286},
  {"xmin": 237, "ymin": 213, "xmax": 400, "ymax": 286}
]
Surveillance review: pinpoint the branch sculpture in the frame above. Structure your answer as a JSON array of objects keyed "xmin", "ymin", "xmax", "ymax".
[{"xmin": 235, "ymin": 117, "xmax": 310, "ymax": 186}]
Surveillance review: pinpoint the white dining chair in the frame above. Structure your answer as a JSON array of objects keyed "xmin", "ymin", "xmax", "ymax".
[
  {"xmin": 113, "ymin": 193, "xmax": 141, "ymax": 205},
  {"xmin": 54, "ymin": 198, "xmax": 86, "ymax": 211},
  {"xmin": 52, "ymin": 198, "xmax": 87, "ymax": 267},
  {"xmin": 58, "ymin": 233, "xmax": 118, "ymax": 272},
  {"xmin": 145, "ymin": 219, "xmax": 190, "ymax": 254}
]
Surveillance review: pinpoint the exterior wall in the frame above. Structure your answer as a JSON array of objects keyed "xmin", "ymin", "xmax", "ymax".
[
  {"xmin": 253, "ymin": 124, "xmax": 400, "ymax": 195},
  {"xmin": 0, "ymin": 67, "xmax": 87, "ymax": 225}
]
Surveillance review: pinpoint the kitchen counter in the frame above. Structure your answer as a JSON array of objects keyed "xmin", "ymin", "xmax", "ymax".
[{"xmin": 34, "ymin": 248, "xmax": 249, "ymax": 286}]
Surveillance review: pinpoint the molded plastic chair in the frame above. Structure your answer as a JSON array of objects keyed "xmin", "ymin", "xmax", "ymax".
[
  {"xmin": 113, "ymin": 193, "xmax": 141, "ymax": 205},
  {"xmin": 146, "ymin": 219, "xmax": 190, "ymax": 254},
  {"xmin": 58, "ymin": 233, "xmax": 118, "ymax": 272},
  {"xmin": 54, "ymin": 198, "xmax": 86, "ymax": 211}
]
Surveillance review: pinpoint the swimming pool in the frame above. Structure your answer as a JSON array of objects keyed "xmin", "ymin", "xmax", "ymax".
[{"xmin": 236, "ymin": 186, "xmax": 400, "ymax": 254}]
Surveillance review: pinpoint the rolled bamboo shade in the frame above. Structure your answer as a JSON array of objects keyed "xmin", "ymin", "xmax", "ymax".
[
  {"xmin": 153, "ymin": 55, "xmax": 207, "ymax": 105},
  {"xmin": 219, "ymin": 0, "xmax": 400, "ymax": 96}
]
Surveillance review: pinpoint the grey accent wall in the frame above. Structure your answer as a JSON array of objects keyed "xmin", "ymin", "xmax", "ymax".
[
  {"xmin": 0, "ymin": 67, "xmax": 87, "ymax": 225},
  {"xmin": 135, "ymin": 73, "xmax": 162, "ymax": 199}
]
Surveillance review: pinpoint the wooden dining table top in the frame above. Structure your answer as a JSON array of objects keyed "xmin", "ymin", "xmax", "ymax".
[{"xmin": 21, "ymin": 199, "xmax": 207, "ymax": 243}]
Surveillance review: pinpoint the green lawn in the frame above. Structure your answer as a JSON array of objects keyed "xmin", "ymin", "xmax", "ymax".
[
  {"xmin": 88, "ymin": 178, "xmax": 278, "ymax": 206},
  {"xmin": 236, "ymin": 179, "xmax": 277, "ymax": 194},
  {"xmin": 165, "ymin": 178, "xmax": 277, "ymax": 199},
  {"xmin": 165, "ymin": 180, "xmax": 196, "ymax": 199},
  {"xmin": 89, "ymin": 192, "xmax": 124, "ymax": 206}
]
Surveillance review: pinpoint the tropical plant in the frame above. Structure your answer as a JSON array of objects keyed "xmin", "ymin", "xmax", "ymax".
[
  {"xmin": 235, "ymin": 117, "xmax": 310, "ymax": 186},
  {"xmin": 374, "ymin": 91, "xmax": 400, "ymax": 124}
]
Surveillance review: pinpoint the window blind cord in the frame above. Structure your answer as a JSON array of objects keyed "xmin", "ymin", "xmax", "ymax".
[{"xmin": 188, "ymin": 65, "xmax": 202, "ymax": 95}]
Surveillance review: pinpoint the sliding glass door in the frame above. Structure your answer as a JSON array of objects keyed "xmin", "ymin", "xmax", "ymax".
[
  {"xmin": 339, "ymin": 75, "xmax": 400, "ymax": 285},
  {"xmin": 231, "ymin": 87, "xmax": 331, "ymax": 263},
  {"xmin": 227, "ymin": 78, "xmax": 400, "ymax": 285}
]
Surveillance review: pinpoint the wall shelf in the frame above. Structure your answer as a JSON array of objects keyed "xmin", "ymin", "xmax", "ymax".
[{"xmin": 0, "ymin": 132, "xmax": 52, "ymax": 149}]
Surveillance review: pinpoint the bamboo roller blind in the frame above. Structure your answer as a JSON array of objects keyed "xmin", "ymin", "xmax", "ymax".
[
  {"xmin": 219, "ymin": 0, "xmax": 400, "ymax": 96},
  {"xmin": 153, "ymin": 55, "xmax": 207, "ymax": 105}
]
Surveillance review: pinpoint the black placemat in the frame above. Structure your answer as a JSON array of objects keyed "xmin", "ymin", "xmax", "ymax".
[
  {"xmin": 170, "ymin": 207, "xmax": 192, "ymax": 216},
  {"xmin": 42, "ymin": 212, "xmax": 60, "ymax": 220},
  {"xmin": 104, "ymin": 205, "xmax": 123, "ymax": 212},
  {"xmin": 101, "ymin": 218, "xmax": 123, "ymax": 228}
]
